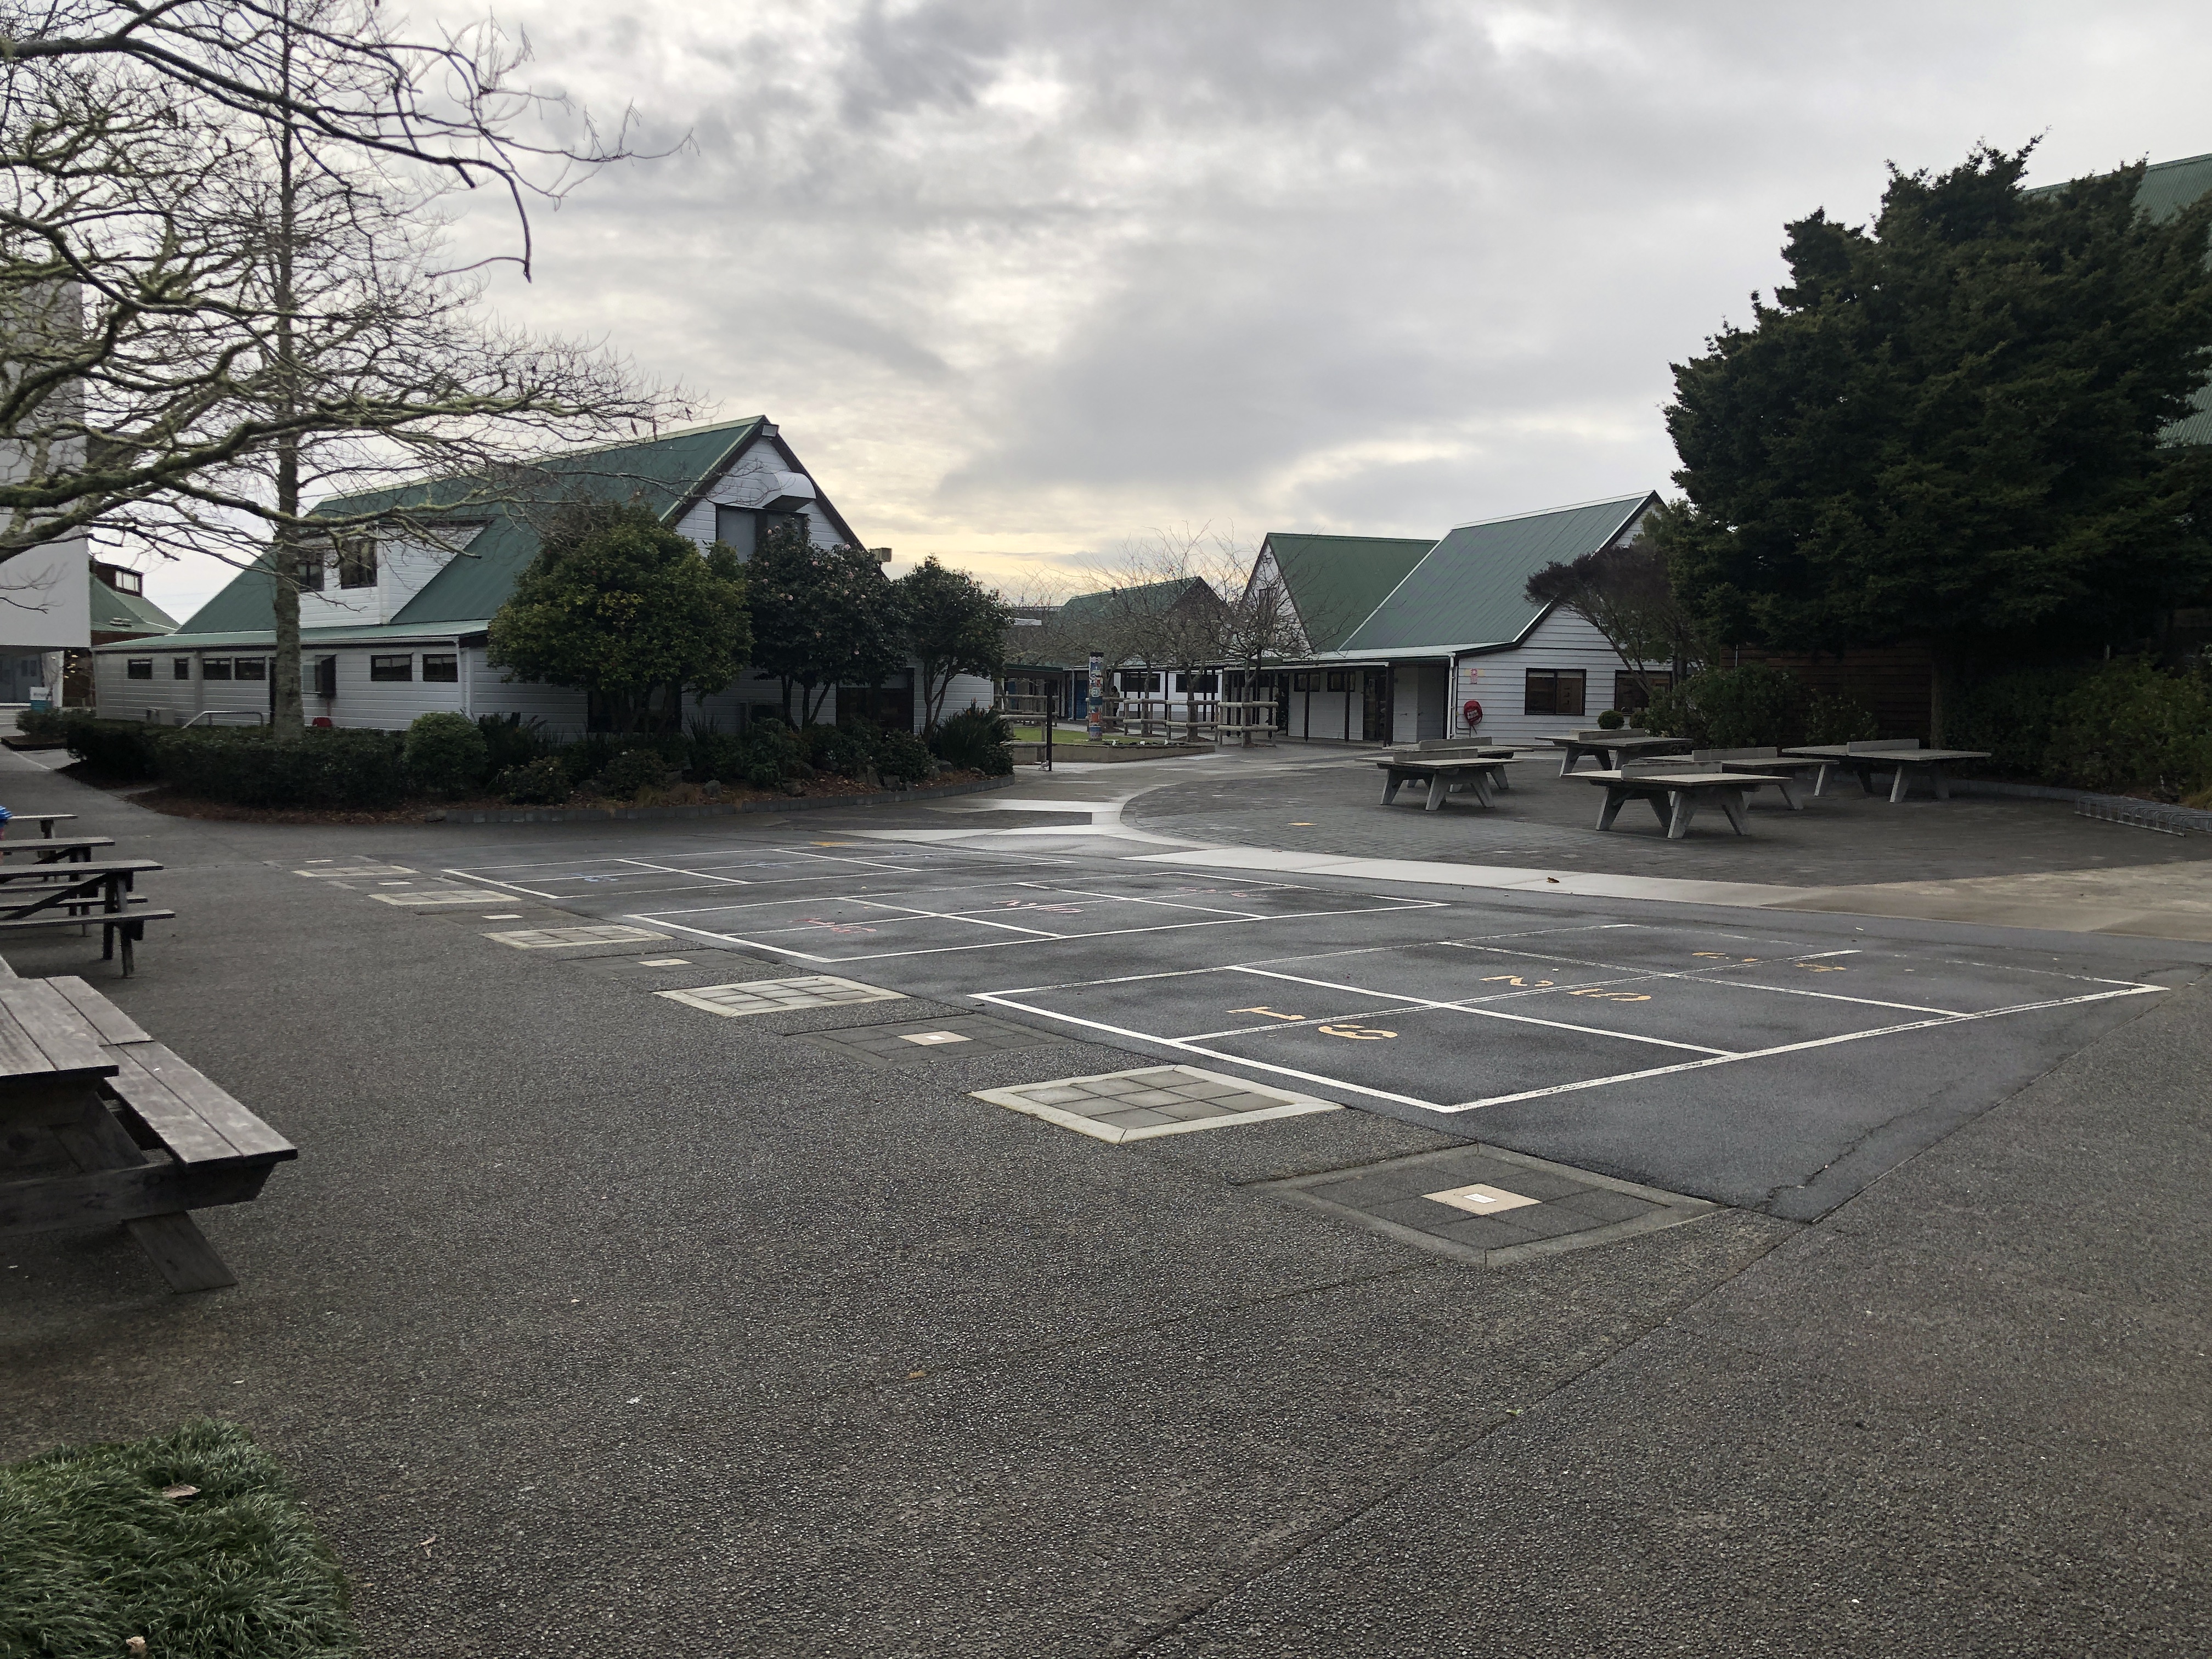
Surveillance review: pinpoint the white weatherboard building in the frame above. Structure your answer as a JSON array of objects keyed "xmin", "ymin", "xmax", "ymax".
[
  {"xmin": 92, "ymin": 418, "xmax": 996, "ymax": 735},
  {"xmin": 1250, "ymin": 493, "xmax": 1664, "ymax": 747}
]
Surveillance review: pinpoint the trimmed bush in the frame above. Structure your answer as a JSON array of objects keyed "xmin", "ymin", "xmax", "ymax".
[
  {"xmin": 2040, "ymin": 658, "xmax": 2212, "ymax": 800},
  {"xmin": 63, "ymin": 714, "xmax": 164, "ymax": 779},
  {"xmin": 591, "ymin": 745, "xmax": 678, "ymax": 801},
  {"xmin": 872, "ymin": 727, "xmax": 934, "ymax": 785},
  {"xmin": 727, "ymin": 719, "xmax": 803, "ymax": 789},
  {"xmin": 1595, "ymin": 708, "xmax": 1626, "ymax": 730},
  {"xmin": 1644, "ymin": 663, "xmax": 1804, "ymax": 750},
  {"xmin": 16, "ymin": 708, "xmax": 69, "ymax": 742},
  {"xmin": 929, "ymin": 708, "xmax": 1013, "ymax": 776},
  {"xmin": 496, "ymin": 757, "xmax": 572, "ymax": 805},
  {"xmin": 403, "ymin": 712, "xmax": 489, "ymax": 799},
  {"xmin": 153, "ymin": 727, "xmax": 408, "ymax": 809}
]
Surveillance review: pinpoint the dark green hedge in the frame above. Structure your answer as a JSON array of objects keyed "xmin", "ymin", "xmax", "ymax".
[{"xmin": 154, "ymin": 728, "xmax": 409, "ymax": 808}]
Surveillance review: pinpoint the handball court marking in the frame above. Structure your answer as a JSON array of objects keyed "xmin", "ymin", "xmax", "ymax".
[
  {"xmin": 970, "ymin": 924, "xmax": 2168, "ymax": 1116},
  {"xmin": 616, "ymin": 869, "xmax": 1446, "ymax": 962},
  {"xmin": 441, "ymin": 843, "xmax": 1077, "ymax": 904}
]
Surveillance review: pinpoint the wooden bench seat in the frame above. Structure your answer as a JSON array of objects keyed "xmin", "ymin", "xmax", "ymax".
[{"xmin": 0, "ymin": 909, "xmax": 173, "ymax": 975}]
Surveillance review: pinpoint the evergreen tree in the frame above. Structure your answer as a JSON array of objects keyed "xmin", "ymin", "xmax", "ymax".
[
  {"xmin": 745, "ymin": 518, "xmax": 904, "ymax": 724},
  {"xmin": 488, "ymin": 500, "xmax": 752, "ymax": 732},
  {"xmin": 894, "ymin": 557, "xmax": 1010, "ymax": 730},
  {"xmin": 1654, "ymin": 144, "xmax": 2212, "ymax": 728}
]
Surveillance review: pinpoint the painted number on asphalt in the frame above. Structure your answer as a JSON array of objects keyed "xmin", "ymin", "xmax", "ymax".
[
  {"xmin": 1567, "ymin": 988, "xmax": 1652, "ymax": 1002},
  {"xmin": 1481, "ymin": 974, "xmax": 1556, "ymax": 988},
  {"xmin": 1317, "ymin": 1024, "xmax": 1397, "ymax": 1040}
]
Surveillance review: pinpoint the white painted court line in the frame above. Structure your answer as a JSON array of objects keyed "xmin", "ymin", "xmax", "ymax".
[{"xmin": 1122, "ymin": 847, "xmax": 1814, "ymax": 908}]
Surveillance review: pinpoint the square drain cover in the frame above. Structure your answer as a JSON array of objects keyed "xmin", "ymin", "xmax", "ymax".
[
  {"xmin": 1425, "ymin": 1182, "xmax": 1538, "ymax": 1216},
  {"xmin": 657, "ymin": 975, "xmax": 906, "ymax": 1017},
  {"xmin": 487, "ymin": 925, "xmax": 673, "ymax": 948},
  {"xmin": 974, "ymin": 1065, "xmax": 1338, "ymax": 1143},
  {"xmin": 795, "ymin": 1014, "xmax": 1054, "ymax": 1065}
]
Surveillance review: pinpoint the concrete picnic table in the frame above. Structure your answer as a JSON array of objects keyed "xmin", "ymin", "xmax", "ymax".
[
  {"xmin": 1781, "ymin": 740, "xmax": 1993, "ymax": 802},
  {"xmin": 1580, "ymin": 768, "xmax": 1787, "ymax": 839},
  {"xmin": 1373, "ymin": 753, "xmax": 1528, "ymax": 810},
  {"xmin": 1543, "ymin": 730, "xmax": 1693, "ymax": 776},
  {"xmin": 1687, "ymin": 747, "xmax": 1833, "ymax": 810}
]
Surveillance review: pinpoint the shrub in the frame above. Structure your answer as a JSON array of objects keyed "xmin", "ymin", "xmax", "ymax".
[
  {"xmin": 687, "ymin": 730, "xmax": 744, "ymax": 786},
  {"xmin": 403, "ymin": 712, "xmax": 490, "ymax": 799},
  {"xmin": 1802, "ymin": 688, "xmax": 1880, "ymax": 746},
  {"xmin": 16, "ymin": 708, "xmax": 68, "ymax": 742},
  {"xmin": 1645, "ymin": 663, "xmax": 1805, "ymax": 750},
  {"xmin": 591, "ymin": 745, "xmax": 679, "ymax": 800},
  {"xmin": 727, "ymin": 718, "xmax": 803, "ymax": 789},
  {"xmin": 799, "ymin": 721, "xmax": 877, "ymax": 777},
  {"xmin": 1946, "ymin": 665, "xmax": 2089, "ymax": 776},
  {"xmin": 496, "ymin": 756, "xmax": 572, "ymax": 805},
  {"xmin": 477, "ymin": 712, "xmax": 553, "ymax": 774},
  {"xmin": 1595, "ymin": 708, "xmax": 1626, "ymax": 730},
  {"xmin": 2040, "ymin": 658, "xmax": 2212, "ymax": 800},
  {"xmin": 929, "ymin": 708, "xmax": 1013, "ymax": 776},
  {"xmin": 872, "ymin": 727, "xmax": 934, "ymax": 785},
  {"xmin": 154, "ymin": 727, "xmax": 409, "ymax": 808},
  {"xmin": 63, "ymin": 714, "xmax": 164, "ymax": 779}
]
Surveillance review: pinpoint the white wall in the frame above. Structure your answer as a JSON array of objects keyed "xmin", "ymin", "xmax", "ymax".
[
  {"xmin": 298, "ymin": 527, "xmax": 486, "ymax": 630},
  {"xmin": 1451, "ymin": 607, "xmax": 1634, "ymax": 748},
  {"xmin": 0, "ymin": 536, "xmax": 90, "ymax": 650},
  {"xmin": 669, "ymin": 444, "xmax": 843, "ymax": 554}
]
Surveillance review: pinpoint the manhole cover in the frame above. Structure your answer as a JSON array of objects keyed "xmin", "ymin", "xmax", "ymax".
[
  {"xmin": 795, "ymin": 1014, "xmax": 1057, "ymax": 1066},
  {"xmin": 973, "ymin": 1065, "xmax": 1338, "ymax": 1143},
  {"xmin": 656, "ymin": 975, "xmax": 906, "ymax": 1017},
  {"xmin": 1266, "ymin": 1145, "xmax": 1715, "ymax": 1265},
  {"xmin": 486, "ymin": 925, "xmax": 673, "ymax": 948}
]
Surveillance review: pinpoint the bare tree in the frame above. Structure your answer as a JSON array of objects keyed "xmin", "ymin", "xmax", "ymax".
[
  {"xmin": 1523, "ymin": 539, "xmax": 1699, "ymax": 695},
  {"xmin": 0, "ymin": 0, "xmax": 663, "ymax": 562}
]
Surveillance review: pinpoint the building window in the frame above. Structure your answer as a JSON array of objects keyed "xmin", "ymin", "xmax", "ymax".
[
  {"xmin": 172, "ymin": 658, "xmax": 191, "ymax": 680},
  {"xmin": 1186, "ymin": 673, "xmax": 1218, "ymax": 694},
  {"xmin": 421, "ymin": 652, "xmax": 459, "ymax": 683},
  {"xmin": 313, "ymin": 656, "xmax": 337, "ymax": 699},
  {"xmin": 1523, "ymin": 668, "xmax": 1586, "ymax": 718},
  {"xmin": 1325, "ymin": 670, "xmax": 1347, "ymax": 692},
  {"xmin": 369, "ymin": 654, "xmax": 413, "ymax": 682},
  {"xmin": 1612, "ymin": 670, "xmax": 1671, "ymax": 713},
  {"xmin": 713, "ymin": 504, "xmax": 755, "ymax": 558},
  {"xmin": 233, "ymin": 658, "xmax": 267, "ymax": 681},
  {"xmin": 126, "ymin": 658, "xmax": 153, "ymax": 680},
  {"xmin": 295, "ymin": 551, "xmax": 326, "ymax": 592},
  {"xmin": 1118, "ymin": 670, "xmax": 1160, "ymax": 693},
  {"xmin": 95, "ymin": 562, "xmax": 144, "ymax": 595},
  {"xmin": 337, "ymin": 538, "xmax": 377, "ymax": 589},
  {"xmin": 202, "ymin": 658, "xmax": 233, "ymax": 680}
]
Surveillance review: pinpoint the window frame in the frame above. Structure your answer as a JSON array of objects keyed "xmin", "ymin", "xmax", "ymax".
[
  {"xmin": 172, "ymin": 658, "xmax": 191, "ymax": 680},
  {"xmin": 232, "ymin": 658, "xmax": 267, "ymax": 682},
  {"xmin": 420, "ymin": 652, "xmax": 460, "ymax": 684},
  {"xmin": 126, "ymin": 658, "xmax": 153, "ymax": 680},
  {"xmin": 202, "ymin": 657, "xmax": 233, "ymax": 681},
  {"xmin": 336, "ymin": 538, "xmax": 377, "ymax": 590},
  {"xmin": 1523, "ymin": 667, "xmax": 1587, "ymax": 718},
  {"xmin": 369, "ymin": 654, "xmax": 414, "ymax": 682}
]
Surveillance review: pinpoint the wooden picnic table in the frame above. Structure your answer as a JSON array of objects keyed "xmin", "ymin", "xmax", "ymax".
[
  {"xmin": 1581, "ymin": 768, "xmax": 1787, "ymax": 838},
  {"xmin": 1781, "ymin": 741, "xmax": 1993, "ymax": 802},
  {"xmin": 0, "ymin": 974, "xmax": 293, "ymax": 1291},
  {"xmin": 0, "ymin": 834, "xmax": 115, "ymax": 863},
  {"xmin": 1373, "ymin": 754, "xmax": 1528, "ymax": 811},
  {"xmin": 2, "ymin": 811, "xmax": 77, "ymax": 839},
  {"xmin": 1544, "ymin": 732, "xmax": 1692, "ymax": 776},
  {"xmin": 0, "ymin": 858, "xmax": 168, "ymax": 974}
]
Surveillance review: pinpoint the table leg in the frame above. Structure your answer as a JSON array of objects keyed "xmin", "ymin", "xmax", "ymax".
[
  {"xmin": 1812, "ymin": 762, "xmax": 1833, "ymax": 797},
  {"xmin": 1380, "ymin": 773, "xmax": 1402, "ymax": 805},
  {"xmin": 1667, "ymin": 791, "xmax": 1696, "ymax": 838},
  {"xmin": 1425, "ymin": 774, "xmax": 1449, "ymax": 811},
  {"xmin": 1932, "ymin": 765, "xmax": 1951, "ymax": 802},
  {"xmin": 1775, "ymin": 777, "xmax": 1803, "ymax": 810},
  {"xmin": 36, "ymin": 1084, "xmax": 235, "ymax": 1291},
  {"xmin": 1855, "ymin": 763, "xmax": 1880, "ymax": 797},
  {"xmin": 1719, "ymin": 788, "xmax": 1751, "ymax": 835},
  {"xmin": 1559, "ymin": 747, "xmax": 1577, "ymax": 778},
  {"xmin": 1596, "ymin": 787, "xmax": 1627, "ymax": 831},
  {"xmin": 1889, "ymin": 765, "xmax": 1911, "ymax": 804},
  {"xmin": 1469, "ymin": 774, "xmax": 1494, "ymax": 809}
]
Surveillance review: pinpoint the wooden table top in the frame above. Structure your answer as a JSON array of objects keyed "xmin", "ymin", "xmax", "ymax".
[
  {"xmin": 0, "ymin": 857, "xmax": 161, "ymax": 882},
  {"xmin": 0, "ymin": 979, "xmax": 120, "ymax": 1085}
]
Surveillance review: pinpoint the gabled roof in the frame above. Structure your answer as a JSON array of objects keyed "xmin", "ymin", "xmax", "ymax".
[
  {"xmin": 175, "ymin": 416, "xmax": 858, "ymax": 636},
  {"xmin": 1057, "ymin": 576, "xmax": 1212, "ymax": 624},
  {"xmin": 1336, "ymin": 492, "xmax": 1658, "ymax": 656},
  {"xmin": 1260, "ymin": 533, "xmax": 1436, "ymax": 654},
  {"xmin": 2030, "ymin": 151, "xmax": 2212, "ymax": 447},
  {"xmin": 89, "ymin": 574, "xmax": 177, "ymax": 636}
]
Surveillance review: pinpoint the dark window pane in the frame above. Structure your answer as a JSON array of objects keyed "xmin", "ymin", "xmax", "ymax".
[
  {"xmin": 313, "ymin": 657, "xmax": 337, "ymax": 698},
  {"xmin": 421, "ymin": 653, "xmax": 459, "ymax": 683},
  {"xmin": 126, "ymin": 658, "xmax": 152, "ymax": 680},
  {"xmin": 1523, "ymin": 669, "xmax": 1553, "ymax": 716},
  {"xmin": 369, "ymin": 654, "xmax": 413, "ymax": 682},
  {"xmin": 713, "ymin": 505, "xmax": 756, "ymax": 558},
  {"xmin": 203, "ymin": 658, "xmax": 233, "ymax": 680},
  {"xmin": 172, "ymin": 658, "xmax": 190, "ymax": 680},
  {"xmin": 1557, "ymin": 670, "xmax": 1585, "ymax": 717},
  {"xmin": 233, "ymin": 658, "xmax": 266, "ymax": 681},
  {"xmin": 295, "ymin": 554, "xmax": 325, "ymax": 592},
  {"xmin": 337, "ymin": 539, "xmax": 377, "ymax": 589}
]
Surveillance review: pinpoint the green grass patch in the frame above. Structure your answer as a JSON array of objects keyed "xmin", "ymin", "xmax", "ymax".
[{"xmin": 1, "ymin": 1420, "xmax": 360, "ymax": 1659}]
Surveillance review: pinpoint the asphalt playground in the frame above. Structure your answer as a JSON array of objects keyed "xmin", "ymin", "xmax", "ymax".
[
  {"xmin": 437, "ymin": 834, "xmax": 2183, "ymax": 1219},
  {"xmin": 7, "ymin": 740, "xmax": 2211, "ymax": 1656}
]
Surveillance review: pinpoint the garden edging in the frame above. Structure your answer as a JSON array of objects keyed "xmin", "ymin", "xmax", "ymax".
[{"xmin": 425, "ymin": 772, "xmax": 1020, "ymax": 825}]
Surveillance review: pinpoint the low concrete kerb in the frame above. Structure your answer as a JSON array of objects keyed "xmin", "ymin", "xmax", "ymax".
[{"xmin": 427, "ymin": 773, "xmax": 1019, "ymax": 826}]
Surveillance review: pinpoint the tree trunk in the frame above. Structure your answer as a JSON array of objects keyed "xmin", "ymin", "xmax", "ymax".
[{"xmin": 267, "ymin": 13, "xmax": 305, "ymax": 743}]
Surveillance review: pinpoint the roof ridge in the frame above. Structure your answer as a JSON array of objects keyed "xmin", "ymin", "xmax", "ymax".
[{"xmin": 1441, "ymin": 490, "xmax": 1656, "ymax": 532}]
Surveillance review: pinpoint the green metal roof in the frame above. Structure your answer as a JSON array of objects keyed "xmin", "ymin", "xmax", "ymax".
[
  {"xmin": 89, "ymin": 576, "xmax": 177, "ymax": 636},
  {"xmin": 2030, "ymin": 152, "xmax": 2212, "ymax": 446},
  {"xmin": 93, "ymin": 619, "xmax": 490, "ymax": 653},
  {"xmin": 1336, "ymin": 493, "xmax": 1657, "ymax": 656},
  {"xmin": 176, "ymin": 417, "xmax": 780, "ymax": 635},
  {"xmin": 1057, "ymin": 577, "xmax": 1210, "ymax": 624},
  {"xmin": 1261, "ymin": 533, "xmax": 1437, "ymax": 653}
]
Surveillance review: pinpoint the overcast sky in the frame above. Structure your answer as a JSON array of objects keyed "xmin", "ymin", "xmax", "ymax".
[{"xmin": 136, "ymin": 1, "xmax": 2212, "ymax": 621}]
